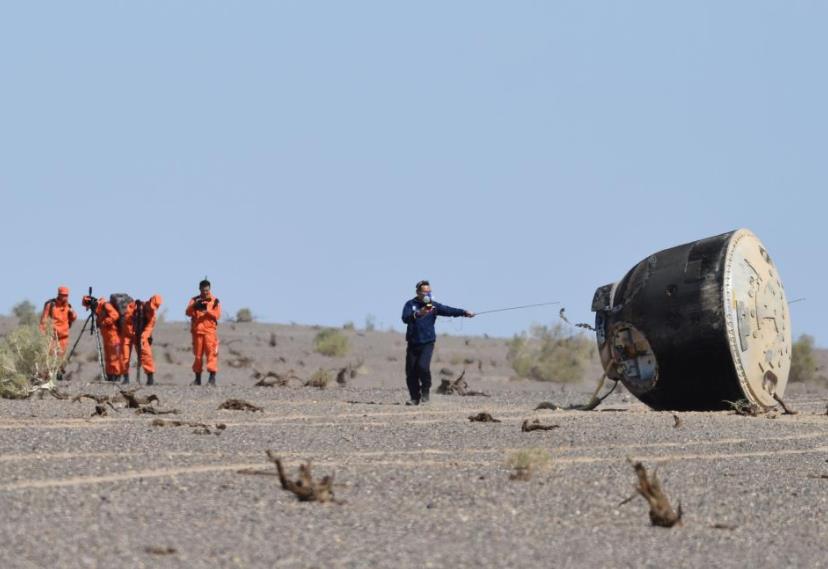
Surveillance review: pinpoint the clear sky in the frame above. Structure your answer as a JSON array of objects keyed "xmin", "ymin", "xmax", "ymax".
[{"xmin": 1, "ymin": 2, "xmax": 824, "ymax": 343}]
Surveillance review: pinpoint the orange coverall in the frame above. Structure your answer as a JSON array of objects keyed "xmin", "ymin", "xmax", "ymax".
[
  {"xmin": 95, "ymin": 299, "xmax": 124, "ymax": 377},
  {"xmin": 185, "ymin": 293, "xmax": 221, "ymax": 373},
  {"xmin": 39, "ymin": 294, "xmax": 77, "ymax": 356},
  {"xmin": 122, "ymin": 295, "xmax": 163, "ymax": 374}
]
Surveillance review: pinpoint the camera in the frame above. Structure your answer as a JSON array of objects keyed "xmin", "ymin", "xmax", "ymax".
[
  {"xmin": 82, "ymin": 296, "xmax": 98, "ymax": 312},
  {"xmin": 195, "ymin": 300, "xmax": 208, "ymax": 311}
]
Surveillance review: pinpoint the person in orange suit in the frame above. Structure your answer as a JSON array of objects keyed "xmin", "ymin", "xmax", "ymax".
[
  {"xmin": 122, "ymin": 294, "xmax": 163, "ymax": 385},
  {"xmin": 39, "ymin": 286, "xmax": 77, "ymax": 359},
  {"xmin": 185, "ymin": 279, "xmax": 221, "ymax": 385},
  {"xmin": 83, "ymin": 295, "xmax": 124, "ymax": 382}
]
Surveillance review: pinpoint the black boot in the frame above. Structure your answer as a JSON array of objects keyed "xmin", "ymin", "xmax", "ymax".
[
  {"xmin": 106, "ymin": 374, "xmax": 117, "ymax": 382},
  {"xmin": 146, "ymin": 373, "xmax": 154, "ymax": 386},
  {"xmin": 208, "ymin": 372, "xmax": 216, "ymax": 386},
  {"xmin": 193, "ymin": 373, "xmax": 202, "ymax": 386},
  {"xmin": 121, "ymin": 374, "xmax": 129, "ymax": 385}
]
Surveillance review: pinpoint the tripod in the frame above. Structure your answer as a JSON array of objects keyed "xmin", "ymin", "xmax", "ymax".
[{"xmin": 64, "ymin": 287, "xmax": 107, "ymax": 381}]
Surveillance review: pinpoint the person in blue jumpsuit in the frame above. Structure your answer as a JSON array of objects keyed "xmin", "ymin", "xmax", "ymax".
[{"xmin": 401, "ymin": 280, "xmax": 474, "ymax": 405}]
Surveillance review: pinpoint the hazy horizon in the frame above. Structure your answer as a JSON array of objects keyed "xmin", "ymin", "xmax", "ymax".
[{"xmin": 1, "ymin": 2, "xmax": 824, "ymax": 344}]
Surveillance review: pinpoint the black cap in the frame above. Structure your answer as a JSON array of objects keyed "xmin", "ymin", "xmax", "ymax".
[{"xmin": 199, "ymin": 279, "xmax": 211, "ymax": 289}]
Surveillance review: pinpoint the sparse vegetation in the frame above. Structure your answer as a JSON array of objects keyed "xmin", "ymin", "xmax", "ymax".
[
  {"xmin": 790, "ymin": 334, "xmax": 821, "ymax": 383},
  {"xmin": 235, "ymin": 308, "xmax": 254, "ymax": 323},
  {"xmin": 342, "ymin": 321, "xmax": 355, "ymax": 330},
  {"xmin": 305, "ymin": 368, "xmax": 331, "ymax": 389},
  {"xmin": 0, "ymin": 325, "xmax": 61, "ymax": 399},
  {"xmin": 507, "ymin": 323, "xmax": 594, "ymax": 383},
  {"xmin": 12, "ymin": 300, "xmax": 37, "ymax": 326},
  {"xmin": 364, "ymin": 314, "xmax": 376, "ymax": 332},
  {"xmin": 507, "ymin": 448, "xmax": 551, "ymax": 481},
  {"xmin": 313, "ymin": 328, "xmax": 349, "ymax": 357}
]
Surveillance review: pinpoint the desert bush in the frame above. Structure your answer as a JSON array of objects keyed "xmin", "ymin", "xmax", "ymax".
[
  {"xmin": 0, "ymin": 325, "xmax": 60, "ymax": 399},
  {"xmin": 342, "ymin": 321, "xmax": 355, "ymax": 330},
  {"xmin": 313, "ymin": 329, "xmax": 349, "ymax": 357},
  {"xmin": 507, "ymin": 448, "xmax": 551, "ymax": 480},
  {"xmin": 507, "ymin": 323, "xmax": 594, "ymax": 383},
  {"xmin": 235, "ymin": 308, "xmax": 254, "ymax": 323},
  {"xmin": 364, "ymin": 314, "xmax": 376, "ymax": 332},
  {"xmin": 305, "ymin": 368, "xmax": 331, "ymax": 389},
  {"xmin": 12, "ymin": 300, "xmax": 37, "ymax": 326},
  {"xmin": 790, "ymin": 334, "xmax": 819, "ymax": 383}
]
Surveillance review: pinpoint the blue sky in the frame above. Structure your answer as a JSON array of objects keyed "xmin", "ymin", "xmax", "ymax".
[{"xmin": 0, "ymin": 2, "xmax": 824, "ymax": 342}]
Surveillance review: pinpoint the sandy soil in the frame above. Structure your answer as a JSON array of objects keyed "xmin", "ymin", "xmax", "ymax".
[{"xmin": 0, "ymin": 318, "xmax": 826, "ymax": 568}]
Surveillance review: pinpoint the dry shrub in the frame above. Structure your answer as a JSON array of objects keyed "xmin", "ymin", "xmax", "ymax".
[
  {"xmin": 790, "ymin": 334, "xmax": 823, "ymax": 383},
  {"xmin": 507, "ymin": 323, "xmax": 594, "ymax": 383},
  {"xmin": 12, "ymin": 300, "xmax": 37, "ymax": 326},
  {"xmin": 0, "ymin": 325, "xmax": 61, "ymax": 399},
  {"xmin": 305, "ymin": 368, "xmax": 331, "ymax": 389},
  {"xmin": 235, "ymin": 308, "xmax": 254, "ymax": 323},
  {"xmin": 507, "ymin": 448, "xmax": 551, "ymax": 481},
  {"xmin": 313, "ymin": 329, "xmax": 349, "ymax": 357}
]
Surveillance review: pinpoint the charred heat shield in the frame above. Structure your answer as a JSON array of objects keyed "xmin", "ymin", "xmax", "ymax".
[{"xmin": 592, "ymin": 229, "xmax": 791, "ymax": 411}]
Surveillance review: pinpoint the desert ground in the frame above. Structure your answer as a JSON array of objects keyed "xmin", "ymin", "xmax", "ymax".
[{"xmin": 0, "ymin": 316, "xmax": 826, "ymax": 569}]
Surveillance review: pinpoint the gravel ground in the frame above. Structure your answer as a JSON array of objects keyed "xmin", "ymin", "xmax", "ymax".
[{"xmin": 0, "ymin": 319, "xmax": 826, "ymax": 568}]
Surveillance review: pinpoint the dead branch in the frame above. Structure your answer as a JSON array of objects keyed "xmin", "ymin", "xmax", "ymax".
[
  {"xmin": 265, "ymin": 450, "xmax": 341, "ymax": 504},
  {"xmin": 72, "ymin": 393, "xmax": 113, "ymax": 404},
  {"xmin": 119, "ymin": 389, "xmax": 159, "ymax": 408},
  {"xmin": 534, "ymin": 402, "xmax": 559, "ymax": 410},
  {"xmin": 145, "ymin": 546, "xmax": 177, "ymax": 555},
  {"xmin": 711, "ymin": 523, "xmax": 738, "ymax": 530},
  {"xmin": 521, "ymin": 419, "xmax": 559, "ymax": 432},
  {"xmin": 252, "ymin": 369, "xmax": 299, "ymax": 387},
  {"xmin": 772, "ymin": 393, "xmax": 798, "ymax": 415},
  {"xmin": 135, "ymin": 406, "xmax": 180, "ymax": 415},
  {"xmin": 218, "ymin": 399, "xmax": 263, "ymax": 412},
  {"xmin": 510, "ymin": 468, "xmax": 531, "ymax": 482},
  {"xmin": 436, "ymin": 370, "xmax": 490, "ymax": 397},
  {"xmin": 630, "ymin": 461, "xmax": 683, "ymax": 528},
  {"xmin": 468, "ymin": 412, "xmax": 500, "ymax": 423},
  {"xmin": 151, "ymin": 418, "xmax": 227, "ymax": 434},
  {"xmin": 725, "ymin": 399, "xmax": 763, "ymax": 417},
  {"xmin": 673, "ymin": 413, "xmax": 682, "ymax": 428}
]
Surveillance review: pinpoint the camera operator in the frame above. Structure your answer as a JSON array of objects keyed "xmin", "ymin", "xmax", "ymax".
[
  {"xmin": 401, "ymin": 280, "xmax": 474, "ymax": 405},
  {"xmin": 185, "ymin": 279, "xmax": 221, "ymax": 385},
  {"xmin": 82, "ymin": 294, "xmax": 124, "ymax": 382}
]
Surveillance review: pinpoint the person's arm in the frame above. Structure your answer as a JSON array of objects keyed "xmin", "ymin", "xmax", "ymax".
[
  {"xmin": 401, "ymin": 301, "xmax": 416, "ymax": 324},
  {"xmin": 39, "ymin": 302, "xmax": 51, "ymax": 333},
  {"xmin": 206, "ymin": 298, "xmax": 221, "ymax": 322},
  {"xmin": 434, "ymin": 302, "xmax": 473, "ymax": 318},
  {"xmin": 185, "ymin": 298, "xmax": 196, "ymax": 318},
  {"xmin": 98, "ymin": 301, "xmax": 119, "ymax": 326}
]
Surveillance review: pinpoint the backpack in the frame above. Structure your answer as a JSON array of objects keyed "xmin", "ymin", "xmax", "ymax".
[
  {"xmin": 109, "ymin": 293, "xmax": 134, "ymax": 332},
  {"xmin": 43, "ymin": 298, "xmax": 72, "ymax": 319}
]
